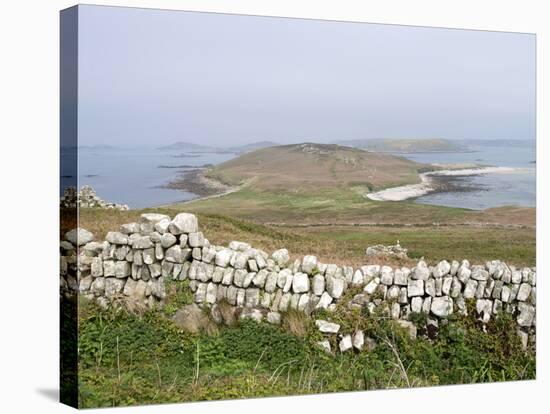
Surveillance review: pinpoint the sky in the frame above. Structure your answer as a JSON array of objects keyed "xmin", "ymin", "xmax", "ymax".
[{"xmin": 75, "ymin": 5, "xmax": 536, "ymax": 147}]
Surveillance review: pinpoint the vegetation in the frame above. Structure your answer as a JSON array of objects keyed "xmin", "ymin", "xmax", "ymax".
[
  {"xmin": 69, "ymin": 209, "xmax": 535, "ymax": 268},
  {"xmin": 77, "ymin": 298, "xmax": 535, "ymax": 408},
  {"xmin": 205, "ymin": 143, "xmax": 426, "ymax": 191},
  {"xmin": 335, "ymin": 138, "xmax": 467, "ymax": 153}
]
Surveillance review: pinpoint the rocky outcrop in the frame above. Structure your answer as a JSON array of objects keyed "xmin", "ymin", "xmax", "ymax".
[
  {"xmin": 60, "ymin": 185, "xmax": 129, "ymax": 210},
  {"xmin": 61, "ymin": 212, "xmax": 536, "ymax": 350}
]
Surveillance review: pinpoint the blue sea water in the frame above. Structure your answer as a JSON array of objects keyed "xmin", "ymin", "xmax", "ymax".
[
  {"xmin": 61, "ymin": 144, "xmax": 536, "ymax": 210},
  {"xmin": 61, "ymin": 146, "xmax": 235, "ymax": 209},
  {"xmin": 398, "ymin": 144, "xmax": 536, "ymax": 210}
]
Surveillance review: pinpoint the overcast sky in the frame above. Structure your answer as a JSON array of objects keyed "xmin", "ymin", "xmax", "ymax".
[{"xmin": 76, "ymin": 5, "xmax": 535, "ymax": 147}]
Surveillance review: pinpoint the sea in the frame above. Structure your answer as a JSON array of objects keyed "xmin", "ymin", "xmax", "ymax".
[
  {"xmin": 60, "ymin": 146, "xmax": 235, "ymax": 208},
  {"xmin": 398, "ymin": 144, "xmax": 536, "ymax": 210},
  {"xmin": 61, "ymin": 144, "xmax": 536, "ymax": 210}
]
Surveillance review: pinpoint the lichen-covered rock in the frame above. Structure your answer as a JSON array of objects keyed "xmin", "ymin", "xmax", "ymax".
[
  {"xmin": 380, "ymin": 266, "xmax": 394, "ymax": 285},
  {"xmin": 169, "ymin": 213, "xmax": 198, "ymax": 235},
  {"xmin": 471, "ymin": 266, "xmax": 489, "ymax": 281},
  {"xmin": 517, "ymin": 302, "xmax": 535, "ymax": 327},
  {"xmin": 65, "ymin": 228, "xmax": 94, "ymax": 246},
  {"xmin": 316, "ymin": 292, "xmax": 333, "ymax": 310},
  {"xmin": 326, "ymin": 275, "xmax": 345, "ymax": 298},
  {"xmin": 394, "ymin": 268, "xmax": 409, "ymax": 286},
  {"xmin": 301, "ymin": 255, "xmax": 318, "ymax": 274},
  {"xmin": 271, "ymin": 249, "xmax": 290, "ymax": 267},
  {"xmin": 407, "ymin": 279, "xmax": 424, "ymax": 297},
  {"xmin": 106, "ymin": 231, "xmax": 128, "ymax": 245},
  {"xmin": 412, "ymin": 260, "xmax": 430, "ymax": 281},
  {"xmin": 104, "ymin": 277, "xmax": 125, "ymax": 298},
  {"xmin": 431, "ymin": 296, "xmax": 453, "ymax": 317},
  {"xmin": 159, "ymin": 233, "xmax": 177, "ymax": 249},
  {"xmin": 292, "ymin": 272, "xmax": 310, "ymax": 293},
  {"xmin": 114, "ymin": 261, "xmax": 131, "ymax": 278},
  {"xmin": 517, "ymin": 283, "xmax": 532, "ymax": 302},
  {"xmin": 133, "ymin": 236, "xmax": 153, "ymax": 249}
]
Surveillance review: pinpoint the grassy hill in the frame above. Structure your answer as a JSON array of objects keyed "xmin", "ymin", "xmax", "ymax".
[
  {"xmin": 335, "ymin": 138, "xmax": 467, "ymax": 153},
  {"xmin": 206, "ymin": 143, "xmax": 429, "ymax": 193}
]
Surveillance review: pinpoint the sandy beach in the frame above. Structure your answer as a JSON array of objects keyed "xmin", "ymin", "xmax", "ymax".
[{"xmin": 366, "ymin": 166, "xmax": 522, "ymax": 202}]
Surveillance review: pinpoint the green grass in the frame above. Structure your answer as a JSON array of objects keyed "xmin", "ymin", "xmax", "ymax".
[
  {"xmin": 77, "ymin": 301, "xmax": 535, "ymax": 408},
  {"xmin": 72, "ymin": 207, "xmax": 535, "ymax": 268}
]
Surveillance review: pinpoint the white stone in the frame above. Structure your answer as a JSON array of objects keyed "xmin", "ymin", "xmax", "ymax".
[
  {"xmin": 292, "ymin": 272, "xmax": 310, "ymax": 293},
  {"xmin": 188, "ymin": 232, "xmax": 205, "ymax": 247},
  {"xmin": 65, "ymin": 228, "xmax": 94, "ymax": 246},
  {"xmin": 312, "ymin": 274, "xmax": 325, "ymax": 295},
  {"xmin": 407, "ymin": 279, "xmax": 424, "ymax": 297},
  {"xmin": 264, "ymin": 271, "xmax": 278, "ymax": 293},
  {"xmin": 169, "ymin": 213, "xmax": 198, "ymax": 234},
  {"xmin": 361, "ymin": 265, "xmax": 380, "ymax": 282},
  {"xmin": 229, "ymin": 241, "xmax": 251, "ymax": 251},
  {"xmin": 412, "ymin": 261, "xmax": 430, "ymax": 280},
  {"xmin": 364, "ymin": 277, "xmax": 380, "ymax": 295},
  {"xmin": 114, "ymin": 261, "xmax": 131, "ymax": 278},
  {"xmin": 266, "ymin": 311, "xmax": 281, "ymax": 324},
  {"xmin": 463, "ymin": 279, "xmax": 478, "ymax": 299},
  {"xmin": 317, "ymin": 340, "xmax": 331, "ymax": 353},
  {"xmin": 106, "ymin": 231, "xmax": 128, "ymax": 245},
  {"xmin": 316, "ymin": 292, "xmax": 333, "ymax": 309},
  {"xmin": 431, "ymin": 296, "xmax": 454, "ymax": 317},
  {"xmin": 352, "ymin": 330, "xmax": 365, "ymax": 350},
  {"xmin": 411, "ymin": 297, "xmax": 423, "ymax": 313},
  {"xmin": 301, "ymin": 255, "xmax": 318, "ymax": 274},
  {"xmin": 326, "ymin": 275, "xmax": 345, "ymax": 298},
  {"xmin": 133, "ymin": 236, "xmax": 153, "ymax": 249},
  {"xmin": 471, "ymin": 266, "xmax": 489, "ymax": 281},
  {"xmin": 394, "ymin": 268, "xmax": 409, "ymax": 286},
  {"xmin": 517, "ymin": 283, "xmax": 532, "ymax": 301},
  {"xmin": 517, "ymin": 303, "xmax": 535, "ymax": 327},
  {"xmin": 433, "ymin": 260, "xmax": 451, "ymax": 278},
  {"xmin": 380, "ymin": 266, "xmax": 394, "ymax": 285},
  {"xmin": 160, "ymin": 233, "xmax": 177, "ymax": 248},
  {"xmin": 339, "ymin": 335, "xmax": 353, "ymax": 352},
  {"xmin": 352, "ymin": 269, "xmax": 364, "ymax": 285},
  {"xmin": 272, "ymin": 249, "xmax": 290, "ymax": 267},
  {"xmin": 316, "ymin": 319, "xmax": 340, "ymax": 333}
]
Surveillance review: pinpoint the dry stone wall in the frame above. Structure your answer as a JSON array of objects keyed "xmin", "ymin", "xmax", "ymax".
[
  {"xmin": 60, "ymin": 185, "xmax": 129, "ymax": 210},
  {"xmin": 60, "ymin": 212, "xmax": 536, "ymax": 349}
]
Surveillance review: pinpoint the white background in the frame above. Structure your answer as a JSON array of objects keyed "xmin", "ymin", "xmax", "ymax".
[{"xmin": 0, "ymin": 0, "xmax": 547, "ymax": 412}]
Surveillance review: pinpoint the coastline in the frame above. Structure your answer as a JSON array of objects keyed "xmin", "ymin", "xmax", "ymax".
[
  {"xmin": 161, "ymin": 168, "xmax": 238, "ymax": 199},
  {"xmin": 366, "ymin": 166, "xmax": 523, "ymax": 202}
]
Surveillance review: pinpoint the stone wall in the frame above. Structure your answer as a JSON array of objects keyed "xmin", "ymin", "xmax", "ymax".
[
  {"xmin": 61, "ymin": 212, "xmax": 536, "ymax": 349},
  {"xmin": 60, "ymin": 185, "xmax": 129, "ymax": 210}
]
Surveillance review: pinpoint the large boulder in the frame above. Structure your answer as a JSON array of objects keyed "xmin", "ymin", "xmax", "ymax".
[
  {"xmin": 65, "ymin": 228, "xmax": 94, "ymax": 246},
  {"xmin": 168, "ymin": 213, "xmax": 198, "ymax": 235}
]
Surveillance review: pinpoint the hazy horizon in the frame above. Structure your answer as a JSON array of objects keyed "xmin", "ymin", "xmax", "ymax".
[{"xmin": 75, "ymin": 5, "xmax": 536, "ymax": 147}]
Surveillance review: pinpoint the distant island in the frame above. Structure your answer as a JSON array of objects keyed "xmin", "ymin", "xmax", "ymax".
[
  {"xmin": 157, "ymin": 140, "xmax": 279, "ymax": 154},
  {"xmin": 334, "ymin": 138, "xmax": 469, "ymax": 153}
]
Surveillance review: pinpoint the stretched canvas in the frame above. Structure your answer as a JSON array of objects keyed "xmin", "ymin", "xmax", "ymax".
[{"xmin": 60, "ymin": 4, "xmax": 536, "ymax": 409}]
